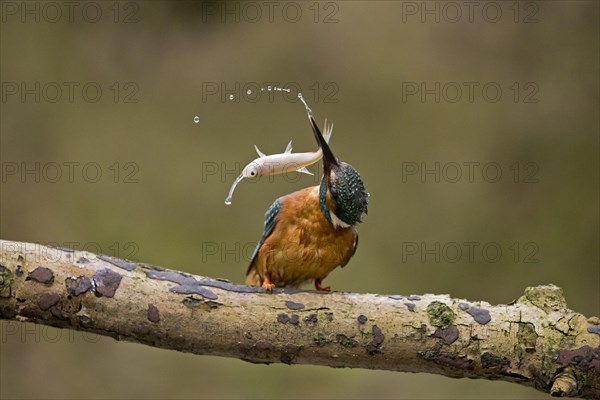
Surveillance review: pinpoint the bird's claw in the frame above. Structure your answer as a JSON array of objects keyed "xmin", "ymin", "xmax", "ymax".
[
  {"xmin": 262, "ymin": 278, "xmax": 275, "ymax": 293},
  {"xmin": 315, "ymin": 280, "xmax": 331, "ymax": 292}
]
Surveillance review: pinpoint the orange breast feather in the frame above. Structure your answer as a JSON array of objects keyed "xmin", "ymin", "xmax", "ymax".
[{"xmin": 252, "ymin": 186, "xmax": 357, "ymax": 287}]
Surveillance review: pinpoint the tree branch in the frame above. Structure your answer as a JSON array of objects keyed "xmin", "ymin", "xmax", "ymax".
[{"xmin": 1, "ymin": 240, "xmax": 598, "ymax": 398}]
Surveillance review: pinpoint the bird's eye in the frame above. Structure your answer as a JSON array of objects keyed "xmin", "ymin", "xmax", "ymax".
[{"xmin": 250, "ymin": 171, "xmax": 256, "ymax": 176}]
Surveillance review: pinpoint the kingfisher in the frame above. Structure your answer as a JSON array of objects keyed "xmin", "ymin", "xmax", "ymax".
[{"xmin": 245, "ymin": 113, "xmax": 369, "ymax": 292}]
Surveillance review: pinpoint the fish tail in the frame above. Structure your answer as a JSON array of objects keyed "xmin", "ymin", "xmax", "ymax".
[{"xmin": 323, "ymin": 118, "xmax": 333, "ymax": 144}]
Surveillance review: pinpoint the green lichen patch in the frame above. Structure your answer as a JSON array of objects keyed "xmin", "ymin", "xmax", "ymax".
[
  {"xmin": 313, "ymin": 332, "xmax": 332, "ymax": 347},
  {"xmin": 524, "ymin": 285, "xmax": 567, "ymax": 312},
  {"xmin": 0, "ymin": 265, "xmax": 13, "ymax": 298},
  {"xmin": 427, "ymin": 301, "xmax": 455, "ymax": 328},
  {"xmin": 515, "ymin": 322, "xmax": 538, "ymax": 362}
]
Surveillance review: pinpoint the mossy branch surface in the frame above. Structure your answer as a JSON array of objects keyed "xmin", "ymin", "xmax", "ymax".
[{"xmin": 1, "ymin": 240, "xmax": 598, "ymax": 398}]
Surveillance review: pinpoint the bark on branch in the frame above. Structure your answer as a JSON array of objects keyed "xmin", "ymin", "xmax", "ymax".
[{"xmin": 1, "ymin": 240, "xmax": 598, "ymax": 398}]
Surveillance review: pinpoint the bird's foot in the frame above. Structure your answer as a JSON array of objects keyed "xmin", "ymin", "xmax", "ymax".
[
  {"xmin": 315, "ymin": 279, "xmax": 331, "ymax": 292},
  {"xmin": 262, "ymin": 278, "xmax": 276, "ymax": 293}
]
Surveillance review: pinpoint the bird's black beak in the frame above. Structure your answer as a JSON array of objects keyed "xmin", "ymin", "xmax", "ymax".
[{"xmin": 309, "ymin": 116, "xmax": 339, "ymax": 172}]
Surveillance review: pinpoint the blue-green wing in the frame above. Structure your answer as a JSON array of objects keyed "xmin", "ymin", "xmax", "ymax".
[{"xmin": 246, "ymin": 198, "xmax": 282, "ymax": 276}]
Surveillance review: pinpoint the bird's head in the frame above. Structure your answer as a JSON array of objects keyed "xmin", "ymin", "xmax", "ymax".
[{"xmin": 310, "ymin": 117, "xmax": 369, "ymax": 227}]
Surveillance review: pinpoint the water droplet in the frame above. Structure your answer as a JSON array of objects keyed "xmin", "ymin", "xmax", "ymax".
[
  {"xmin": 229, "ymin": 94, "xmax": 234, "ymax": 100},
  {"xmin": 298, "ymin": 93, "xmax": 314, "ymax": 118},
  {"xmin": 193, "ymin": 116, "xmax": 200, "ymax": 123},
  {"xmin": 246, "ymin": 89, "xmax": 252, "ymax": 95},
  {"xmin": 224, "ymin": 174, "xmax": 244, "ymax": 206}
]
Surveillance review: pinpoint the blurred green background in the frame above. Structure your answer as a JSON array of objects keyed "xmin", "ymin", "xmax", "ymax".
[{"xmin": 1, "ymin": 1, "xmax": 598, "ymax": 399}]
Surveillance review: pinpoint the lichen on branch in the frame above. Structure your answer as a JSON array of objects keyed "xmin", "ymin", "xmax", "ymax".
[{"xmin": 0, "ymin": 240, "xmax": 598, "ymax": 398}]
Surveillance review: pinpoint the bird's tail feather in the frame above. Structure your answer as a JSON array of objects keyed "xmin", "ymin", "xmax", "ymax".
[{"xmin": 245, "ymin": 267, "xmax": 261, "ymax": 286}]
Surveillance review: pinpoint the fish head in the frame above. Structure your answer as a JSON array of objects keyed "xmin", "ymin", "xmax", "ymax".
[{"xmin": 242, "ymin": 160, "xmax": 262, "ymax": 179}]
